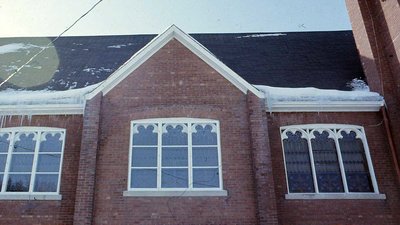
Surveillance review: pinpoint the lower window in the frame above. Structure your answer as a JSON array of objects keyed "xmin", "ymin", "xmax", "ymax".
[
  {"xmin": 280, "ymin": 124, "xmax": 379, "ymax": 195},
  {"xmin": 0, "ymin": 127, "xmax": 65, "ymax": 195},
  {"xmin": 128, "ymin": 118, "xmax": 223, "ymax": 191}
]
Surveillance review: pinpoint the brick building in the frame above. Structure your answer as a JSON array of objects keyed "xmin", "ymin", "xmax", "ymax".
[{"xmin": 0, "ymin": 24, "xmax": 399, "ymax": 224}]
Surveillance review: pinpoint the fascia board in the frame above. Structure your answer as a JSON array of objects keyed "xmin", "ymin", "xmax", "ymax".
[
  {"xmin": 265, "ymin": 100, "xmax": 384, "ymax": 112},
  {"xmin": 85, "ymin": 25, "xmax": 263, "ymax": 100},
  {"xmin": 0, "ymin": 104, "xmax": 84, "ymax": 115}
]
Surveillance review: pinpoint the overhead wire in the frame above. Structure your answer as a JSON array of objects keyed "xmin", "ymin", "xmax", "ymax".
[{"xmin": 0, "ymin": 0, "xmax": 103, "ymax": 88}]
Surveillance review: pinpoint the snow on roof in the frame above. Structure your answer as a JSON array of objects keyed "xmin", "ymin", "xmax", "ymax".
[
  {"xmin": 255, "ymin": 85, "xmax": 383, "ymax": 102},
  {"xmin": 0, "ymin": 83, "xmax": 99, "ymax": 105},
  {"xmin": 0, "ymin": 43, "xmax": 46, "ymax": 55},
  {"xmin": 236, "ymin": 33, "xmax": 287, "ymax": 38}
]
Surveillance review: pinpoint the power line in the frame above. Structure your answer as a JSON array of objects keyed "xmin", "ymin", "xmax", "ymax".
[{"xmin": 0, "ymin": 0, "xmax": 103, "ymax": 88}]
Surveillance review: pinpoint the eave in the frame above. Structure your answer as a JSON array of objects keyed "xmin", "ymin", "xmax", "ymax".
[
  {"xmin": 265, "ymin": 100, "xmax": 384, "ymax": 112},
  {"xmin": 0, "ymin": 104, "xmax": 84, "ymax": 116}
]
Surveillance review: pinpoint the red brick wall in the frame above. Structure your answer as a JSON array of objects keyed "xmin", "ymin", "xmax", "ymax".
[
  {"xmin": 73, "ymin": 93, "xmax": 102, "ymax": 225},
  {"xmin": 247, "ymin": 92, "xmax": 278, "ymax": 225},
  {"xmin": 0, "ymin": 114, "xmax": 83, "ymax": 225},
  {"xmin": 92, "ymin": 39, "xmax": 259, "ymax": 224},
  {"xmin": 268, "ymin": 112, "xmax": 400, "ymax": 225},
  {"xmin": 346, "ymin": 0, "xmax": 400, "ymax": 163}
]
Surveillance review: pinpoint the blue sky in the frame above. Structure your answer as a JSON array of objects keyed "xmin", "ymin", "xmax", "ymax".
[{"xmin": 0, "ymin": 0, "xmax": 351, "ymax": 37}]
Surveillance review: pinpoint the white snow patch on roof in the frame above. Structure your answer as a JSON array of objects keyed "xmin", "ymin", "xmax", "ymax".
[
  {"xmin": 236, "ymin": 33, "xmax": 287, "ymax": 38},
  {"xmin": 82, "ymin": 67, "xmax": 113, "ymax": 75},
  {"xmin": 107, "ymin": 44, "xmax": 126, "ymax": 49},
  {"xmin": 0, "ymin": 43, "xmax": 46, "ymax": 54},
  {"xmin": 0, "ymin": 84, "xmax": 99, "ymax": 105},
  {"xmin": 255, "ymin": 85, "xmax": 383, "ymax": 102}
]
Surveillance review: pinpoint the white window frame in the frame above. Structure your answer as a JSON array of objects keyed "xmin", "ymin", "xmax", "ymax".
[
  {"xmin": 0, "ymin": 127, "xmax": 65, "ymax": 200},
  {"xmin": 124, "ymin": 118, "xmax": 227, "ymax": 197},
  {"xmin": 280, "ymin": 124, "xmax": 385, "ymax": 200}
]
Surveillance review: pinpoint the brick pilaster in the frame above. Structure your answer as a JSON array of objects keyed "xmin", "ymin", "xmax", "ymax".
[
  {"xmin": 73, "ymin": 93, "xmax": 102, "ymax": 225},
  {"xmin": 246, "ymin": 91, "xmax": 278, "ymax": 225}
]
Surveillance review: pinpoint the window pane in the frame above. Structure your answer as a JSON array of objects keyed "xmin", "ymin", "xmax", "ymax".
[
  {"xmin": 311, "ymin": 131, "xmax": 344, "ymax": 193},
  {"xmin": 132, "ymin": 147, "xmax": 157, "ymax": 167},
  {"xmin": 40, "ymin": 133, "xmax": 62, "ymax": 152},
  {"xmin": 0, "ymin": 155, "xmax": 7, "ymax": 172},
  {"xmin": 0, "ymin": 174, "xmax": 3, "ymax": 191},
  {"xmin": 7, "ymin": 174, "xmax": 30, "ymax": 192},
  {"xmin": 14, "ymin": 133, "xmax": 36, "ymax": 152},
  {"xmin": 131, "ymin": 169, "xmax": 157, "ymax": 188},
  {"xmin": 36, "ymin": 154, "xmax": 61, "ymax": 172},
  {"xmin": 0, "ymin": 133, "xmax": 10, "ymax": 153},
  {"xmin": 192, "ymin": 124, "xmax": 217, "ymax": 145},
  {"xmin": 161, "ymin": 168, "xmax": 188, "ymax": 188},
  {"xmin": 193, "ymin": 168, "xmax": 219, "ymax": 188},
  {"xmin": 9, "ymin": 154, "xmax": 34, "ymax": 172},
  {"xmin": 34, "ymin": 174, "xmax": 58, "ymax": 192},
  {"xmin": 162, "ymin": 147, "xmax": 188, "ymax": 167},
  {"xmin": 339, "ymin": 131, "xmax": 373, "ymax": 192},
  {"xmin": 162, "ymin": 124, "xmax": 187, "ymax": 145},
  {"xmin": 283, "ymin": 131, "xmax": 315, "ymax": 193},
  {"xmin": 133, "ymin": 124, "xmax": 157, "ymax": 145},
  {"xmin": 193, "ymin": 147, "xmax": 218, "ymax": 166}
]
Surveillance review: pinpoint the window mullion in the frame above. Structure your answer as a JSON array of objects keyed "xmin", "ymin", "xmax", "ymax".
[
  {"xmin": 333, "ymin": 131, "xmax": 349, "ymax": 193},
  {"xmin": 2, "ymin": 132, "xmax": 14, "ymax": 193},
  {"xmin": 360, "ymin": 129, "xmax": 379, "ymax": 193},
  {"xmin": 29, "ymin": 131, "xmax": 41, "ymax": 193},
  {"xmin": 188, "ymin": 123, "xmax": 193, "ymax": 189},
  {"xmin": 217, "ymin": 121, "xmax": 222, "ymax": 190},
  {"xmin": 57, "ymin": 131, "xmax": 66, "ymax": 193},
  {"xmin": 157, "ymin": 123, "xmax": 162, "ymax": 190},
  {"xmin": 307, "ymin": 131, "xmax": 319, "ymax": 193}
]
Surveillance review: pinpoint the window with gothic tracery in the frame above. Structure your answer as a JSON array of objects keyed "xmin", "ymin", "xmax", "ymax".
[
  {"xmin": 280, "ymin": 124, "xmax": 378, "ymax": 195},
  {"xmin": 0, "ymin": 127, "xmax": 65, "ymax": 195},
  {"xmin": 129, "ymin": 118, "xmax": 222, "ymax": 191}
]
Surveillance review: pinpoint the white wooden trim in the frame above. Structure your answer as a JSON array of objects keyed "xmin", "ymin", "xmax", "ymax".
[
  {"xmin": 128, "ymin": 118, "xmax": 223, "ymax": 191},
  {"xmin": 86, "ymin": 25, "xmax": 263, "ymax": 99},
  {"xmin": 0, "ymin": 104, "xmax": 84, "ymax": 115},
  {"xmin": 0, "ymin": 127, "xmax": 66, "ymax": 196},
  {"xmin": 280, "ymin": 124, "xmax": 381, "ymax": 195},
  {"xmin": 265, "ymin": 101, "xmax": 384, "ymax": 112}
]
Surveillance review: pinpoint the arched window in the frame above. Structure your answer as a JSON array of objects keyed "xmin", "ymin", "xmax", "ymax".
[
  {"xmin": 127, "ymin": 118, "xmax": 223, "ymax": 194},
  {"xmin": 0, "ymin": 127, "xmax": 65, "ymax": 198},
  {"xmin": 281, "ymin": 124, "xmax": 381, "ymax": 198}
]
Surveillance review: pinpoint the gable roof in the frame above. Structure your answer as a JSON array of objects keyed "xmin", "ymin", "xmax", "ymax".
[
  {"xmin": 86, "ymin": 25, "xmax": 263, "ymax": 99},
  {"xmin": 1, "ymin": 26, "xmax": 383, "ymax": 115},
  {"xmin": 0, "ymin": 29, "xmax": 364, "ymax": 92}
]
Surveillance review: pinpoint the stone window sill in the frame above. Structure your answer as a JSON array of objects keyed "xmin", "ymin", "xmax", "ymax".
[
  {"xmin": 0, "ymin": 194, "xmax": 62, "ymax": 200},
  {"xmin": 123, "ymin": 190, "xmax": 228, "ymax": 197},
  {"xmin": 285, "ymin": 193, "xmax": 386, "ymax": 200}
]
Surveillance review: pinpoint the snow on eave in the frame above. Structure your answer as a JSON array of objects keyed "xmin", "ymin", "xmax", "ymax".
[
  {"xmin": 0, "ymin": 83, "xmax": 99, "ymax": 105},
  {"xmin": 236, "ymin": 33, "xmax": 287, "ymax": 38},
  {"xmin": 255, "ymin": 85, "xmax": 384, "ymax": 112}
]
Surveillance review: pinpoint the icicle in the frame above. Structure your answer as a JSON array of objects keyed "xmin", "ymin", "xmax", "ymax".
[
  {"xmin": 19, "ymin": 115, "xmax": 24, "ymax": 126},
  {"xmin": 0, "ymin": 115, "xmax": 4, "ymax": 128},
  {"xmin": 28, "ymin": 114, "xmax": 32, "ymax": 125}
]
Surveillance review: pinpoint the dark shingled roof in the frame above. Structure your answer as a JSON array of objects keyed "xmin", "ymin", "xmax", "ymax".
[{"xmin": 0, "ymin": 31, "xmax": 364, "ymax": 91}]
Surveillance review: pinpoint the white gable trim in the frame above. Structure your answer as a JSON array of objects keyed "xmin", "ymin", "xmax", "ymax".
[{"xmin": 86, "ymin": 25, "xmax": 263, "ymax": 99}]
